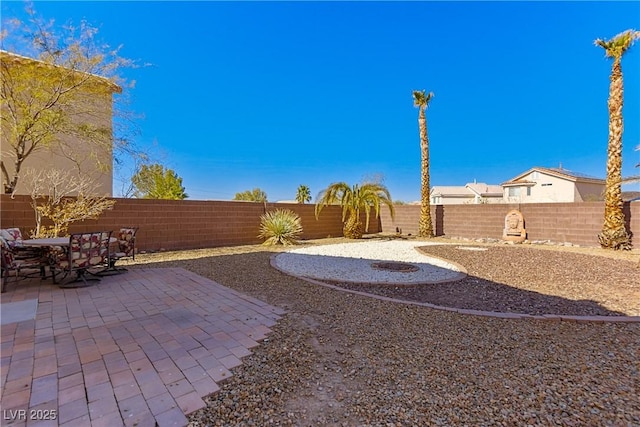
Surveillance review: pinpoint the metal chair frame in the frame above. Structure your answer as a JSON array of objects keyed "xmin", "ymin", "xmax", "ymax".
[
  {"xmin": 52, "ymin": 231, "xmax": 112, "ymax": 287},
  {"xmin": 0, "ymin": 228, "xmax": 43, "ymax": 260},
  {"xmin": 103, "ymin": 227, "xmax": 138, "ymax": 274},
  {"xmin": 1, "ymin": 238, "xmax": 46, "ymax": 293}
]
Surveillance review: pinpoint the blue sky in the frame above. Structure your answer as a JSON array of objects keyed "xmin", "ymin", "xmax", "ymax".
[{"xmin": 2, "ymin": 1, "xmax": 640, "ymax": 201}]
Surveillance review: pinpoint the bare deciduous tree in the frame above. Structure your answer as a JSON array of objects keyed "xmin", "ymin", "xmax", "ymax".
[{"xmin": 23, "ymin": 168, "xmax": 115, "ymax": 238}]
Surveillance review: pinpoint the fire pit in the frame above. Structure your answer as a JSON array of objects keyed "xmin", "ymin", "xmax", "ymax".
[{"xmin": 370, "ymin": 261, "xmax": 419, "ymax": 273}]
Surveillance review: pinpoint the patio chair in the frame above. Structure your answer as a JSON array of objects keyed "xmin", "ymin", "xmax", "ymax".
[
  {"xmin": 106, "ymin": 227, "xmax": 138, "ymax": 273},
  {"xmin": 51, "ymin": 231, "xmax": 112, "ymax": 287},
  {"xmin": 0, "ymin": 228, "xmax": 42, "ymax": 259},
  {"xmin": 1, "ymin": 238, "xmax": 46, "ymax": 293}
]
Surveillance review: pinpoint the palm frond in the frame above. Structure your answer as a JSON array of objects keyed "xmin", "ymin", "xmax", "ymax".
[
  {"xmin": 412, "ymin": 90, "xmax": 434, "ymax": 108},
  {"xmin": 314, "ymin": 181, "xmax": 395, "ymax": 238},
  {"xmin": 595, "ymin": 29, "xmax": 640, "ymax": 58},
  {"xmin": 314, "ymin": 182, "xmax": 349, "ymax": 219},
  {"xmin": 412, "ymin": 90, "xmax": 426, "ymax": 107},
  {"xmin": 355, "ymin": 182, "xmax": 395, "ymax": 231},
  {"xmin": 424, "ymin": 91, "xmax": 434, "ymax": 105}
]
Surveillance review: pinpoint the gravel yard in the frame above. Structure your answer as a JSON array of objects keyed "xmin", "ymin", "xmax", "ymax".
[
  {"xmin": 330, "ymin": 243, "xmax": 640, "ymax": 316},
  {"xmin": 127, "ymin": 237, "xmax": 640, "ymax": 426}
]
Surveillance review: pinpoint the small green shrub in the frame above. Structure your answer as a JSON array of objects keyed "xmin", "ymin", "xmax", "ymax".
[{"xmin": 258, "ymin": 209, "xmax": 303, "ymax": 246}]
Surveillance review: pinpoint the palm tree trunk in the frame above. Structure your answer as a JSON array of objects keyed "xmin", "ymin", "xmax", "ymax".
[
  {"xmin": 599, "ymin": 58, "xmax": 631, "ymax": 250},
  {"xmin": 418, "ymin": 107, "xmax": 434, "ymax": 237},
  {"xmin": 344, "ymin": 212, "xmax": 364, "ymax": 239}
]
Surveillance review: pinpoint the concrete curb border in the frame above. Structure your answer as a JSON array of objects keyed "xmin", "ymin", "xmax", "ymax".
[{"xmin": 269, "ymin": 254, "xmax": 640, "ymax": 324}]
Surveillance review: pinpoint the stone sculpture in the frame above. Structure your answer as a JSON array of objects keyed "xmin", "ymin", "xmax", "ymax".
[{"xmin": 503, "ymin": 209, "xmax": 526, "ymax": 242}]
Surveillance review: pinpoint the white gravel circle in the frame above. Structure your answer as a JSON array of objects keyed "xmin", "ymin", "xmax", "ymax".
[{"xmin": 274, "ymin": 240, "xmax": 465, "ymax": 284}]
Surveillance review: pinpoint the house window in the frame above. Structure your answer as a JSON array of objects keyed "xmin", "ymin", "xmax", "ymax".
[
  {"xmin": 526, "ymin": 187, "xmax": 531, "ymax": 196},
  {"xmin": 541, "ymin": 183, "xmax": 552, "ymax": 187},
  {"xmin": 532, "ymin": 171, "xmax": 539, "ymax": 179},
  {"xmin": 508, "ymin": 187, "xmax": 521, "ymax": 197}
]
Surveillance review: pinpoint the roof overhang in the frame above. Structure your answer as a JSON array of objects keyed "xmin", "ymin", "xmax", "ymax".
[
  {"xmin": 0, "ymin": 49, "xmax": 122, "ymax": 94},
  {"xmin": 505, "ymin": 167, "xmax": 605, "ymax": 185},
  {"xmin": 431, "ymin": 192, "xmax": 473, "ymax": 198},
  {"xmin": 501, "ymin": 181, "xmax": 536, "ymax": 187}
]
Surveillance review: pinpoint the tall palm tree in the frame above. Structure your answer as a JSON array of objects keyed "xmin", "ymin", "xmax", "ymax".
[
  {"xmin": 595, "ymin": 29, "xmax": 639, "ymax": 250},
  {"xmin": 315, "ymin": 181, "xmax": 395, "ymax": 239},
  {"xmin": 295, "ymin": 184, "xmax": 312, "ymax": 204},
  {"xmin": 413, "ymin": 90, "xmax": 435, "ymax": 237}
]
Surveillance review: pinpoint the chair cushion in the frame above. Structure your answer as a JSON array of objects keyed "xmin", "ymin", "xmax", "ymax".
[
  {"xmin": 0, "ymin": 228, "xmax": 23, "ymax": 248},
  {"xmin": 63, "ymin": 232, "xmax": 110, "ymax": 269},
  {"xmin": 1, "ymin": 241, "xmax": 15, "ymax": 268},
  {"xmin": 2, "ymin": 238, "xmax": 43, "ymax": 271},
  {"xmin": 117, "ymin": 228, "xmax": 137, "ymax": 257}
]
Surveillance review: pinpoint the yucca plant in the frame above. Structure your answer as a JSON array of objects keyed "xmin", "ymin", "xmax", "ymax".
[{"xmin": 258, "ymin": 209, "xmax": 303, "ymax": 246}]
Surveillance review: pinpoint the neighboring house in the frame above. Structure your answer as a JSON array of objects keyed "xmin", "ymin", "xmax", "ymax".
[
  {"xmin": 0, "ymin": 50, "xmax": 121, "ymax": 196},
  {"xmin": 622, "ymin": 191, "xmax": 640, "ymax": 202},
  {"xmin": 501, "ymin": 167, "xmax": 605, "ymax": 203},
  {"xmin": 430, "ymin": 182, "xmax": 503, "ymax": 205}
]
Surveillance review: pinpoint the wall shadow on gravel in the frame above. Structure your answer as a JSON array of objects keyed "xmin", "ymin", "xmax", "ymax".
[
  {"xmin": 131, "ymin": 249, "xmax": 636, "ymax": 318},
  {"xmin": 333, "ymin": 274, "xmax": 629, "ymax": 317},
  {"xmin": 412, "ymin": 245, "xmax": 638, "ymax": 317}
]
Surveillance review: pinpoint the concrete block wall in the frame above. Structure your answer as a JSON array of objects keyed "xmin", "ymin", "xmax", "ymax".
[
  {"xmin": 379, "ymin": 202, "xmax": 640, "ymax": 247},
  {"xmin": 0, "ymin": 195, "xmax": 380, "ymax": 251},
  {"xmin": 3, "ymin": 195, "xmax": 638, "ymax": 249}
]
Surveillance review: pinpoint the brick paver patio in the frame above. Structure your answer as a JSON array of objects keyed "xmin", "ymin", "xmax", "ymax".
[{"xmin": 0, "ymin": 268, "xmax": 285, "ymax": 426}]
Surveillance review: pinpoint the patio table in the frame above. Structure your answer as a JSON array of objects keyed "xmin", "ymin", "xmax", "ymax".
[
  {"xmin": 20, "ymin": 237, "xmax": 119, "ymax": 283},
  {"xmin": 10, "ymin": 239, "xmax": 67, "ymax": 281},
  {"xmin": 20, "ymin": 237, "xmax": 69, "ymax": 247},
  {"xmin": 21, "ymin": 237, "xmax": 117, "ymax": 247}
]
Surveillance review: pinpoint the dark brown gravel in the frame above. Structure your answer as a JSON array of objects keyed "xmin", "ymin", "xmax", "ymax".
[
  {"xmin": 332, "ymin": 245, "xmax": 640, "ymax": 316},
  {"xmin": 127, "ymin": 239, "xmax": 640, "ymax": 426}
]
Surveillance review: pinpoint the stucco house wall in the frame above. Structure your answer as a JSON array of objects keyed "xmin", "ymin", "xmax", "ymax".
[
  {"xmin": 504, "ymin": 172, "xmax": 574, "ymax": 203},
  {"xmin": 575, "ymin": 182, "xmax": 605, "ymax": 202},
  {"xmin": 0, "ymin": 50, "xmax": 118, "ymax": 196},
  {"xmin": 502, "ymin": 168, "xmax": 605, "ymax": 203},
  {"xmin": 434, "ymin": 195, "xmax": 474, "ymax": 205},
  {"xmin": 431, "ymin": 183, "xmax": 503, "ymax": 205}
]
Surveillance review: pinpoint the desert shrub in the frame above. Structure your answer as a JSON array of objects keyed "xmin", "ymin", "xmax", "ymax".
[
  {"xmin": 258, "ymin": 209, "xmax": 303, "ymax": 246},
  {"xmin": 23, "ymin": 168, "xmax": 115, "ymax": 238}
]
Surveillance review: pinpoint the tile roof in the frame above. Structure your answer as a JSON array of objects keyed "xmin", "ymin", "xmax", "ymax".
[
  {"xmin": 431, "ymin": 186, "xmax": 473, "ymax": 197},
  {"xmin": 432, "ymin": 183, "xmax": 503, "ymax": 197},
  {"xmin": 503, "ymin": 167, "xmax": 605, "ymax": 185},
  {"xmin": 543, "ymin": 167, "xmax": 603, "ymax": 181},
  {"xmin": 466, "ymin": 183, "xmax": 503, "ymax": 196}
]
